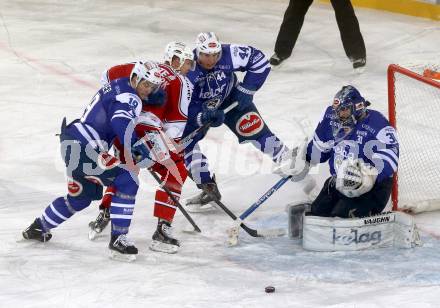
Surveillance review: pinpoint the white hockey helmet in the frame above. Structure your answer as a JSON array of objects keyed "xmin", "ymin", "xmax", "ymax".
[
  {"xmin": 195, "ymin": 32, "xmax": 222, "ymax": 57},
  {"xmin": 130, "ymin": 61, "xmax": 163, "ymax": 89},
  {"xmin": 164, "ymin": 41, "xmax": 194, "ymax": 70}
]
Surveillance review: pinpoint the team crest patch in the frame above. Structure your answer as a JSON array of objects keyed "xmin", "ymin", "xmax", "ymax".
[
  {"xmin": 205, "ymin": 98, "xmax": 221, "ymax": 110},
  {"xmin": 236, "ymin": 112, "xmax": 264, "ymax": 137},
  {"xmin": 67, "ymin": 178, "xmax": 83, "ymax": 197},
  {"xmin": 97, "ymin": 152, "xmax": 120, "ymax": 170}
]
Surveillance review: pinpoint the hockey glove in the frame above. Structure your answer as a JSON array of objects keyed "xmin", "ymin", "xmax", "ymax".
[
  {"xmin": 336, "ymin": 159, "xmax": 378, "ymax": 198},
  {"xmin": 131, "ymin": 139, "xmax": 154, "ymax": 168},
  {"xmin": 145, "ymin": 88, "xmax": 167, "ymax": 106},
  {"xmin": 231, "ymin": 83, "xmax": 256, "ymax": 112},
  {"xmin": 197, "ymin": 109, "xmax": 225, "ymax": 127}
]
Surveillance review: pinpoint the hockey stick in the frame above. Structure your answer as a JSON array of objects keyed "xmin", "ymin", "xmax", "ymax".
[
  {"xmin": 149, "ymin": 170, "xmax": 201, "ymax": 233},
  {"xmin": 226, "ymin": 176, "xmax": 292, "ymax": 246},
  {"xmin": 166, "ymin": 102, "xmax": 239, "ymax": 153},
  {"xmin": 207, "ymin": 191, "xmax": 288, "ymax": 240},
  {"xmin": 209, "ymin": 196, "xmax": 261, "ymax": 238}
]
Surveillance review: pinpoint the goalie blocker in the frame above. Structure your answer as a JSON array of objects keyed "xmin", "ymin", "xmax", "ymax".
[{"xmin": 287, "ymin": 203, "xmax": 421, "ymax": 251}]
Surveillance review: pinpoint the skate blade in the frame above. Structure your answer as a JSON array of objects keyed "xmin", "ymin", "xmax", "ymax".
[
  {"xmin": 88, "ymin": 229, "xmax": 99, "ymax": 241},
  {"xmin": 149, "ymin": 240, "xmax": 179, "ymax": 254},
  {"xmin": 88, "ymin": 228, "xmax": 106, "ymax": 241},
  {"xmin": 109, "ymin": 250, "xmax": 136, "ymax": 262}
]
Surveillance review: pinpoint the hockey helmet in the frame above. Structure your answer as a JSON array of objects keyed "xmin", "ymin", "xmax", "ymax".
[
  {"xmin": 164, "ymin": 41, "xmax": 195, "ymax": 71},
  {"xmin": 130, "ymin": 61, "xmax": 164, "ymax": 89},
  {"xmin": 195, "ymin": 32, "xmax": 222, "ymax": 58}
]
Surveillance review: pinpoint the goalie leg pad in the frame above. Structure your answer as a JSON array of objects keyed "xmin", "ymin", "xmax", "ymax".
[
  {"xmin": 302, "ymin": 211, "xmax": 421, "ymax": 251},
  {"xmin": 287, "ymin": 202, "xmax": 311, "ymax": 239}
]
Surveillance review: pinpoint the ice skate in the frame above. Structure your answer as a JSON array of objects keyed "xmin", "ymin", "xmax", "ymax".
[
  {"xmin": 149, "ymin": 220, "xmax": 180, "ymax": 254},
  {"xmin": 185, "ymin": 191, "xmax": 219, "ymax": 213},
  {"xmin": 88, "ymin": 206, "xmax": 110, "ymax": 240},
  {"xmin": 22, "ymin": 218, "xmax": 52, "ymax": 242},
  {"xmin": 185, "ymin": 177, "xmax": 221, "ymax": 213},
  {"xmin": 108, "ymin": 234, "xmax": 138, "ymax": 262}
]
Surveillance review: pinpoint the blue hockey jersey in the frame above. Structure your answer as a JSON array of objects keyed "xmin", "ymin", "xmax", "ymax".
[
  {"xmin": 66, "ymin": 78, "xmax": 142, "ymax": 151},
  {"xmin": 181, "ymin": 43, "xmax": 271, "ymax": 183},
  {"xmin": 306, "ymin": 106, "xmax": 399, "ymax": 183},
  {"xmin": 184, "ymin": 43, "xmax": 270, "ymax": 137}
]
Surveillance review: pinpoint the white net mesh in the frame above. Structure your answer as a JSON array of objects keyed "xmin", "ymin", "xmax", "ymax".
[{"xmin": 391, "ymin": 64, "xmax": 440, "ymax": 213}]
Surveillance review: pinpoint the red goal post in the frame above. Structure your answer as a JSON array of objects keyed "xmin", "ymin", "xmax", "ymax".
[{"xmin": 387, "ymin": 64, "xmax": 440, "ymax": 212}]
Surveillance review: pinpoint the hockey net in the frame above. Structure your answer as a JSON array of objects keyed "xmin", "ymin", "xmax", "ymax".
[{"xmin": 388, "ymin": 63, "xmax": 440, "ymax": 213}]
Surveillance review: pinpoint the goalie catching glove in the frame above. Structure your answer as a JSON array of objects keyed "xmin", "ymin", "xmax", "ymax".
[
  {"xmin": 335, "ymin": 159, "xmax": 378, "ymax": 198},
  {"xmin": 274, "ymin": 138, "xmax": 310, "ymax": 181}
]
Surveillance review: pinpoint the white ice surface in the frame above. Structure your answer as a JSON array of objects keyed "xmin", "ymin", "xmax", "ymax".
[{"xmin": 1, "ymin": 1, "xmax": 440, "ymax": 307}]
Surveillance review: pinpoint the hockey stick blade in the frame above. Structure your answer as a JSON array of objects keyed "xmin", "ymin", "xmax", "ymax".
[{"xmin": 227, "ymin": 222, "xmax": 286, "ymax": 247}]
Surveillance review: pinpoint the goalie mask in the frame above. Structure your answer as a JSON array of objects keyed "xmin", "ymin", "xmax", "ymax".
[{"xmin": 332, "ymin": 85, "xmax": 367, "ymax": 139}]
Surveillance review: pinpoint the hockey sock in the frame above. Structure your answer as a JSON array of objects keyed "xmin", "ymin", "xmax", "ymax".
[
  {"xmin": 254, "ymin": 133, "xmax": 289, "ymax": 163},
  {"xmin": 101, "ymin": 185, "xmax": 116, "ymax": 209},
  {"xmin": 42, "ymin": 196, "xmax": 91, "ymax": 229},
  {"xmin": 153, "ymin": 187, "xmax": 179, "ymax": 222},
  {"xmin": 110, "ymin": 172, "xmax": 138, "ymax": 236}
]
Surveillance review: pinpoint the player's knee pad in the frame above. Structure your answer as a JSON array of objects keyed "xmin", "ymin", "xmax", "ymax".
[
  {"xmin": 112, "ymin": 171, "xmax": 139, "ymax": 196},
  {"xmin": 67, "ymin": 176, "xmax": 104, "ymax": 201}
]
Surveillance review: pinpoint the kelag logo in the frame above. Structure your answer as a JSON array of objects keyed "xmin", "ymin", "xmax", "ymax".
[{"xmin": 332, "ymin": 228, "xmax": 382, "ymax": 245}]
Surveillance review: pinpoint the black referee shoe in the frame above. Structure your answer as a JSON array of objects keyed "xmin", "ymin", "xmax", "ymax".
[
  {"xmin": 352, "ymin": 57, "xmax": 366, "ymax": 69},
  {"xmin": 269, "ymin": 53, "xmax": 288, "ymax": 66}
]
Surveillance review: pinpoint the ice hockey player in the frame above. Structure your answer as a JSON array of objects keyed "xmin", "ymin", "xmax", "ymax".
[
  {"xmin": 22, "ymin": 61, "xmax": 164, "ymax": 261},
  {"xmin": 279, "ymin": 85, "xmax": 399, "ymax": 218},
  {"xmin": 183, "ymin": 32, "xmax": 291, "ymax": 211},
  {"xmin": 88, "ymin": 42, "xmax": 194, "ymax": 253}
]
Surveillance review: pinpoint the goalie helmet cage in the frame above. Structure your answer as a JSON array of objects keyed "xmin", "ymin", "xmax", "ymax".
[{"xmin": 387, "ymin": 63, "xmax": 440, "ymax": 213}]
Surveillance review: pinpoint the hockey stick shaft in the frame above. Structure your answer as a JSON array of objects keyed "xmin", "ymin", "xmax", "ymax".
[
  {"xmin": 211, "ymin": 198, "xmax": 261, "ymax": 237},
  {"xmin": 149, "ymin": 170, "xmax": 201, "ymax": 233},
  {"xmin": 239, "ymin": 175, "xmax": 292, "ymax": 220},
  {"xmin": 177, "ymin": 102, "xmax": 239, "ymax": 149}
]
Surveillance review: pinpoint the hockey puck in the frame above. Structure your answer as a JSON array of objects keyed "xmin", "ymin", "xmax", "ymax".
[{"xmin": 265, "ymin": 286, "xmax": 275, "ymax": 293}]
